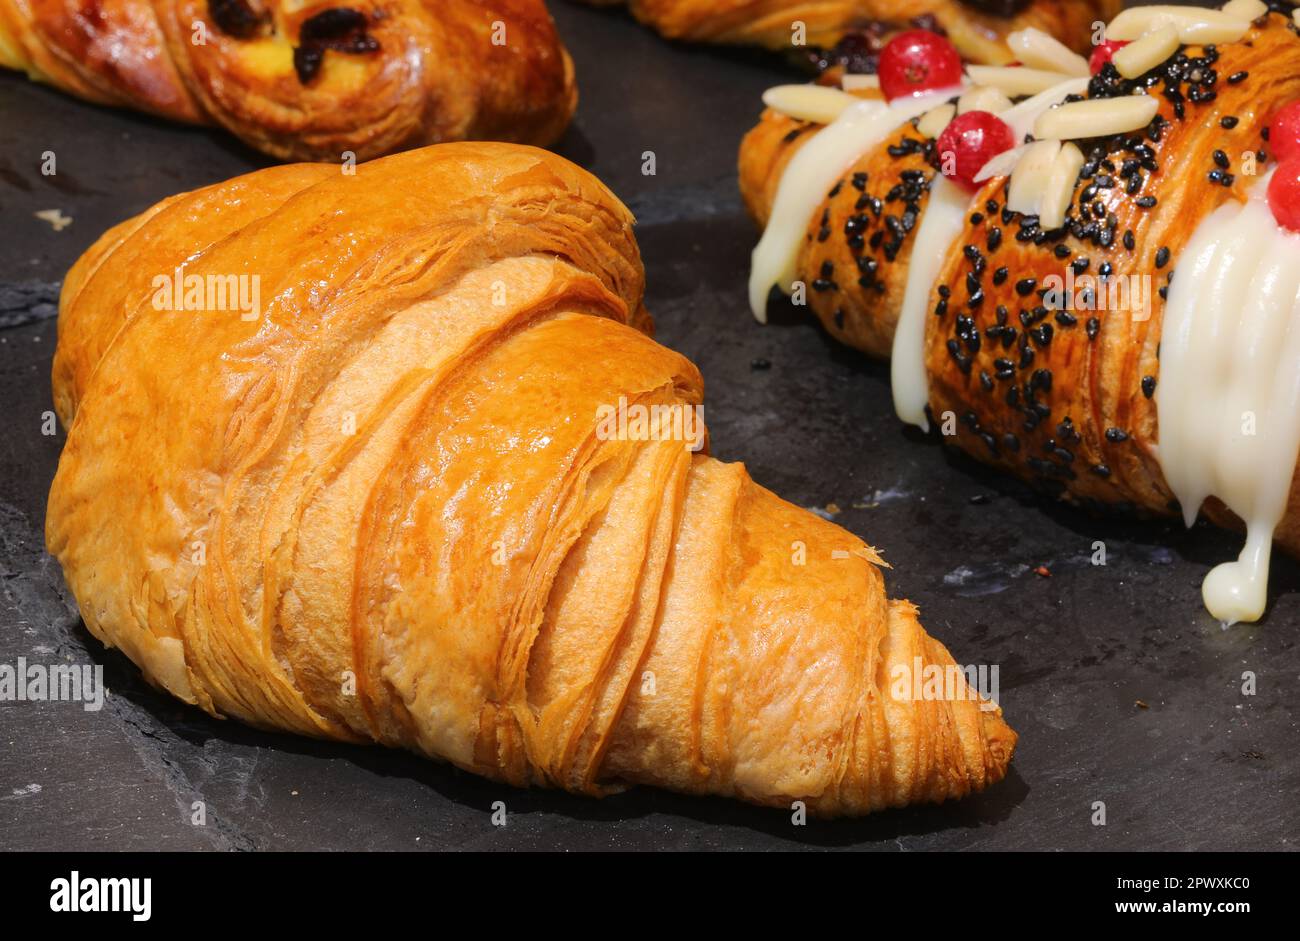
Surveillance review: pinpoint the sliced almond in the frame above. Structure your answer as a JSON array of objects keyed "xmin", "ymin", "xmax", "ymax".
[
  {"xmin": 1007, "ymin": 139, "xmax": 1062, "ymax": 216},
  {"xmin": 917, "ymin": 103, "xmax": 956, "ymax": 139},
  {"xmin": 761, "ymin": 84, "xmax": 858, "ymax": 124},
  {"xmin": 1006, "ymin": 28, "xmax": 1090, "ymax": 78},
  {"xmin": 966, "ymin": 65, "xmax": 1074, "ymax": 98},
  {"xmin": 1038, "ymin": 142, "xmax": 1085, "ymax": 230},
  {"xmin": 1221, "ymin": 0, "xmax": 1268, "ymax": 22},
  {"xmin": 1111, "ymin": 24, "xmax": 1180, "ymax": 79},
  {"xmin": 957, "ymin": 85, "xmax": 1013, "ymax": 116},
  {"xmin": 840, "ymin": 74, "xmax": 880, "ymax": 92},
  {"xmin": 974, "ymin": 144, "xmax": 1029, "ymax": 183},
  {"xmin": 1033, "ymin": 94, "xmax": 1160, "ymax": 141},
  {"xmin": 1105, "ymin": 6, "xmax": 1249, "ymax": 45}
]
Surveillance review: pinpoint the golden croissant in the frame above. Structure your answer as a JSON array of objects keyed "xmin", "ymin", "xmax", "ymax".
[
  {"xmin": 46, "ymin": 142, "xmax": 1014, "ymax": 816},
  {"xmin": 586, "ymin": 0, "xmax": 1120, "ymax": 64},
  {"xmin": 740, "ymin": 3, "xmax": 1300, "ymax": 624},
  {"xmin": 0, "ymin": 0, "xmax": 576, "ymax": 161}
]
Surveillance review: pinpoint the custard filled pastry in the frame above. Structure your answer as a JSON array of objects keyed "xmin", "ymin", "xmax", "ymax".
[
  {"xmin": 0, "ymin": 0, "xmax": 576, "ymax": 161},
  {"xmin": 587, "ymin": 0, "xmax": 1121, "ymax": 65},
  {"xmin": 46, "ymin": 142, "xmax": 1014, "ymax": 816},
  {"xmin": 741, "ymin": 2, "xmax": 1300, "ymax": 624}
]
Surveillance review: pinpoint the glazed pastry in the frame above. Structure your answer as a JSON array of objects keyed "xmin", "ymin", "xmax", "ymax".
[
  {"xmin": 587, "ymin": 0, "xmax": 1121, "ymax": 65},
  {"xmin": 0, "ymin": 1, "xmax": 576, "ymax": 161},
  {"xmin": 740, "ymin": 3, "xmax": 1300, "ymax": 624},
  {"xmin": 46, "ymin": 142, "xmax": 1014, "ymax": 816}
]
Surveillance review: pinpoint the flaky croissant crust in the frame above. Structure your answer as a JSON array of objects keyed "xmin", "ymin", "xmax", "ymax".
[
  {"xmin": 47, "ymin": 142, "xmax": 1014, "ymax": 816},
  {"xmin": 739, "ymin": 13, "xmax": 1300, "ymax": 551},
  {"xmin": 0, "ymin": 0, "xmax": 576, "ymax": 160}
]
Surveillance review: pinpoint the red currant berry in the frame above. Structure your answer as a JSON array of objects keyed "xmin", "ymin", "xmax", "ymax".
[
  {"xmin": 935, "ymin": 111, "xmax": 1016, "ymax": 192},
  {"xmin": 1089, "ymin": 40, "xmax": 1129, "ymax": 74},
  {"xmin": 1267, "ymin": 101, "xmax": 1300, "ymax": 163},
  {"xmin": 877, "ymin": 30, "xmax": 964, "ymax": 101},
  {"xmin": 1267, "ymin": 158, "xmax": 1300, "ymax": 232}
]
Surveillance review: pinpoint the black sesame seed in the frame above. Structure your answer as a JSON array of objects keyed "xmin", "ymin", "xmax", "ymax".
[
  {"xmin": 1054, "ymin": 244, "xmax": 1072, "ymax": 259},
  {"xmin": 1135, "ymin": 196, "xmax": 1157, "ymax": 208},
  {"xmin": 1086, "ymin": 317, "xmax": 1100, "ymax": 340},
  {"xmin": 993, "ymin": 266, "xmax": 1009, "ymax": 286},
  {"xmin": 1213, "ymin": 150, "xmax": 1230, "ymax": 169},
  {"xmin": 1141, "ymin": 375, "xmax": 1157, "ymax": 398},
  {"xmin": 1091, "ymin": 463, "xmax": 1112, "ymax": 477},
  {"xmin": 1221, "ymin": 115, "xmax": 1239, "ymax": 129},
  {"xmin": 1016, "ymin": 278, "xmax": 1037, "ymax": 297},
  {"xmin": 1227, "ymin": 70, "xmax": 1248, "ymax": 84},
  {"xmin": 1155, "ymin": 246, "xmax": 1170, "ymax": 269},
  {"xmin": 1123, "ymin": 230, "xmax": 1135, "ymax": 251},
  {"xmin": 1105, "ymin": 427, "xmax": 1129, "ymax": 443},
  {"xmin": 750, "ymin": 358, "xmax": 771, "ymax": 370}
]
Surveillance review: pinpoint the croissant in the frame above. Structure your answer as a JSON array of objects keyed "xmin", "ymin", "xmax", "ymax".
[
  {"xmin": 0, "ymin": 0, "xmax": 576, "ymax": 161},
  {"xmin": 585, "ymin": 0, "xmax": 1120, "ymax": 64},
  {"xmin": 45, "ymin": 141, "xmax": 1014, "ymax": 816},
  {"xmin": 740, "ymin": 3, "xmax": 1300, "ymax": 623}
]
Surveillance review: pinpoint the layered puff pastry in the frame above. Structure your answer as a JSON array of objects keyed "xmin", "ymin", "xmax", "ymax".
[
  {"xmin": 585, "ymin": 0, "xmax": 1122, "ymax": 65},
  {"xmin": 0, "ymin": 0, "xmax": 577, "ymax": 161},
  {"xmin": 46, "ymin": 142, "xmax": 1015, "ymax": 816},
  {"xmin": 740, "ymin": 3, "xmax": 1300, "ymax": 623}
]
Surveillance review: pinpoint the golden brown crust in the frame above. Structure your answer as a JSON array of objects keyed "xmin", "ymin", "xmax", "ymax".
[
  {"xmin": 0, "ymin": 0, "xmax": 577, "ymax": 161},
  {"xmin": 603, "ymin": 0, "xmax": 1121, "ymax": 61},
  {"xmin": 740, "ymin": 13, "xmax": 1300, "ymax": 550},
  {"xmin": 47, "ymin": 141, "xmax": 1014, "ymax": 816}
]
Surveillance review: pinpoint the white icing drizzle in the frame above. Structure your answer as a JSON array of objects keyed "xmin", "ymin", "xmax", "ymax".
[
  {"xmin": 890, "ymin": 175, "xmax": 969, "ymax": 430},
  {"xmin": 1156, "ymin": 169, "xmax": 1300, "ymax": 625},
  {"xmin": 748, "ymin": 87, "xmax": 961, "ymax": 322},
  {"xmin": 890, "ymin": 77, "xmax": 1088, "ymax": 430}
]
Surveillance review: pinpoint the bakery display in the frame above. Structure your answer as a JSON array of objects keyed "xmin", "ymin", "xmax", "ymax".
[
  {"xmin": 45, "ymin": 141, "xmax": 1015, "ymax": 817},
  {"xmin": 584, "ymin": 0, "xmax": 1122, "ymax": 66},
  {"xmin": 0, "ymin": 0, "xmax": 576, "ymax": 161},
  {"xmin": 741, "ymin": 2, "xmax": 1300, "ymax": 625}
]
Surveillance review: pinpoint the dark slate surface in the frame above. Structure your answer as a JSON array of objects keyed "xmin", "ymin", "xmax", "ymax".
[{"xmin": 2, "ymin": 2, "xmax": 1298, "ymax": 852}]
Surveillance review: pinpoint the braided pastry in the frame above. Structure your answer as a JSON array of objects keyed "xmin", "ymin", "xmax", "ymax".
[
  {"xmin": 741, "ymin": 3, "xmax": 1300, "ymax": 623},
  {"xmin": 0, "ymin": 0, "xmax": 576, "ymax": 160},
  {"xmin": 586, "ymin": 0, "xmax": 1121, "ymax": 64}
]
